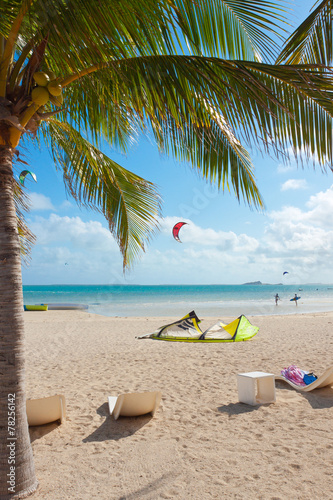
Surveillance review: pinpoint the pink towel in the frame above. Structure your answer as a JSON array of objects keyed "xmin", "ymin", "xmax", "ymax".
[{"xmin": 281, "ymin": 365, "xmax": 307, "ymax": 386}]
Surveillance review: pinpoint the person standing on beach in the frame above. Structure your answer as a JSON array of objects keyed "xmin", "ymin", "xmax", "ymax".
[
  {"xmin": 294, "ymin": 293, "xmax": 298, "ymax": 306},
  {"xmin": 275, "ymin": 293, "xmax": 280, "ymax": 305}
]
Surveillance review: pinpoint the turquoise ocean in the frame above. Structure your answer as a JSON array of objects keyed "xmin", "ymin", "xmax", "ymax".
[{"xmin": 22, "ymin": 284, "xmax": 333, "ymax": 318}]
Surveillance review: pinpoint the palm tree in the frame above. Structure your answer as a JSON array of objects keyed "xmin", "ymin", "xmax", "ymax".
[{"xmin": 1, "ymin": 0, "xmax": 333, "ymax": 497}]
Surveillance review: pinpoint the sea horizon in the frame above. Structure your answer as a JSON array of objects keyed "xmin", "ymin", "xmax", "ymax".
[{"xmin": 22, "ymin": 283, "xmax": 333, "ymax": 318}]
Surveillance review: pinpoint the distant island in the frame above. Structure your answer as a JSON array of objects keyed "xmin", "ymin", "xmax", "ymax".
[
  {"xmin": 242, "ymin": 281, "xmax": 262, "ymax": 285},
  {"xmin": 242, "ymin": 281, "xmax": 283, "ymax": 285}
]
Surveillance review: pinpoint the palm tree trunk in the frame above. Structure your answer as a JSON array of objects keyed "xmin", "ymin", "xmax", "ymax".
[{"xmin": 0, "ymin": 146, "xmax": 38, "ymax": 498}]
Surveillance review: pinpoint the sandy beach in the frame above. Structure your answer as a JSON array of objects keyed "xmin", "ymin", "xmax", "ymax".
[{"xmin": 24, "ymin": 310, "xmax": 333, "ymax": 499}]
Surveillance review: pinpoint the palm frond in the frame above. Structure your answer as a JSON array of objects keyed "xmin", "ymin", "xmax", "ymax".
[
  {"xmin": 242, "ymin": 60, "xmax": 333, "ymax": 163},
  {"xmin": 66, "ymin": 55, "xmax": 333, "ymax": 167},
  {"xmin": 173, "ymin": 0, "xmax": 290, "ymax": 61},
  {"xmin": 13, "ymin": 180, "xmax": 36, "ymax": 263},
  {"xmin": 39, "ymin": 120, "xmax": 161, "ymax": 268},
  {"xmin": 277, "ymin": 0, "xmax": 333, "ymax": 65},
  {"xmin": 1, "ymin": 0, "xmax": 291, "ymax": 74},
  {"xmin": 0, "ymin": 1, "xmax": 24, "ymax": 37},
  {"xmin": 3, "ymin": 0, "xmax": 178, "ymax": 69},
  {"xmin": 3, "ymin": 0, "xmax": 333, "ymax": 268},
  {"xmin": 47, "ymin": 54, "xmax": 333, "ymax": 213},
  {"xmin": 153, "ymin": 110, "xmax": 265, "ymax": 209},
  {"xmin": 56, "ymin": 70, "xmax": 143, "ymax": 152}
]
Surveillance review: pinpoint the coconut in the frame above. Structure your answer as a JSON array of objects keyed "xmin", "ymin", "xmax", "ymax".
[
  {"xmin": 45, "ymin": 70, "xmax": 57, "ymax": 81},
  {"xmin": 48, "ymin": 81, "xmax": 62, "ymax": 96},
  {"xmin": 50, "ymin": 93, "xmax": 63, "ymax": 107},
  {"xmin": 32, "ymin": 72, "xmax": 50, "ymax": 87},
  {"xmin": 31, "ymin": 86, "xmax": 50, "ymax": 106}
]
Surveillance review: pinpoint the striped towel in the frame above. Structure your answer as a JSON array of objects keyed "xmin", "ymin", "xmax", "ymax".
[{"xmin": 281, "ymin": 365, "xmax": 307, "ymax": 386}]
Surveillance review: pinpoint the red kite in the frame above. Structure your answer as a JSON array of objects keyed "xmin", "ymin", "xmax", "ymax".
[{"xmin": 172, "ymin": 222, "xmax": 187, "ymax": 243}]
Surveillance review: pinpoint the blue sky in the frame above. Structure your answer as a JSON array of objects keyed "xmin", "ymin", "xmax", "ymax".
[{"xmin": 20, "ymin": 0, "xmax": 333, "ymax": 286}]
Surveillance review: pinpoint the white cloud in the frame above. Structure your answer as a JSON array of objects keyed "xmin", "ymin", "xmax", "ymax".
[
  {"xmin": 23, "ymin": 186, "xmax": 333, "ymax": 285},
  {"xmin": 281, "ymin": 179, "xmax": 307, "ymax": 191},
  {"xmin": 159, "ymin": 216, "xmax": 259, "ymax": 252},
  {"xmin": 277, "ymin": 147, "xmax": 319, "ymax": 174},
  {"xmin": 60, "ymin": 200, "xmax": 73, "ymax": 210},
  {"xmin": 29, "ymin": 214, "xmax": 117, "ymax": 249},
  {"xmin": 258, "ymin": 185, "xmax": 333, "ymax": 281},
  {"xmin": 140, "ymin": 188, "xmax": 333, "ymax": 284},
  {"xmin": 268, "ymin": 185, "xmax": 333, "ymax": 230},
  {"xmin": 23, "ymin": 214, "xmax": 123, "ymax": 281},
  {"xmin": 277, "ymin": 162, "xmax": 294, "ymax": 174},
  {"xmin": 305, "ymin": 185, "xmax": 333, "ymax": 226},
  {"xmin": 276, "ymin": 148, "xmax": 297, "ymax": 173},
  {"xmin": 29, "ymin": 193, "xmax": 55, "ymax": 211}
]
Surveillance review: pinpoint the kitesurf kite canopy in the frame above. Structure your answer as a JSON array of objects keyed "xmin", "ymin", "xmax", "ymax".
[
  {"xmin": 172, "ymin": 222, "xmax": 187, "ymax": 243},
  {"xmin": 138, "ymin": 311, "xmax": 259, "ymax": 342},
  {"xmin": 283, "ymin": 271, "xmax": 289, "ymax": 275},
  {"xmin": 19, "ymin": 170, "xmax": 37, "ymax": 186},
  {"xmin": 202, "ymin": 316, "xmax": 259, "ymax": 342}
]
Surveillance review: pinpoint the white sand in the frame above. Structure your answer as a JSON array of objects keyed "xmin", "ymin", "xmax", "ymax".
[{"xmin": 24, "ymin": 310, "xmax": 333, "ymax": 499}]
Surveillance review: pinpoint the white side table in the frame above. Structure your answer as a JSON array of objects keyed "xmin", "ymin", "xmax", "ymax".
[{"xmin": 237, "ymin": 371, "xmax": 276, "ymax": 405}]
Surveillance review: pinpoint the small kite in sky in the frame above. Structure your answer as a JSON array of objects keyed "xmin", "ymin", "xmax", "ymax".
[
  {"xmin": 19, "ymin": 170, "xmax": 37, "ymax": 186},
  {"xmin": 172, "ymin": 222, "xmax": 187, "ymax": 243},
  {"xmin": 283, "ymin": 271, "xmax": 289, "ymax": 275}
]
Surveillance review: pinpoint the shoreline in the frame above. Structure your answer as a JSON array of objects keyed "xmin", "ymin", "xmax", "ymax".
[
  {"xmin": 24, "ymin": 310, "xmax": 333, "ymax": 499},
  {"xmin": 86, "ymin": 307, "xmax": 333, "ymax": 319},
  {"xmin": 23, "ymin": 283, "xmax": 333, "ymax": 319}
]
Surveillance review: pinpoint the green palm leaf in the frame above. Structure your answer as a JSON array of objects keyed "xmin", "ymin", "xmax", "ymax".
[
  {"xmin": 2, "ymin": 0, "xmax": 333, "ymax": 268},
  {"xmin": 62, "ymin": 55, "xmax": 333, "ymax": 169},
  {"xmin": 40, "ymin": 120, "xmax": 161, "ymax": 268},
  {"xmin": 174, "ymin": 0, "xmax": 289, "ymax": 61},
  {"xmin": 277, "ymin": 0, "xmax": 333, "ymax": 65},
  {"xmin": 0, "ymin": 0, "xmax": 290, "ymax": 70},
  {"xmin": 13, "ymin": 180, "xmax": 36, "ymax": 263}
]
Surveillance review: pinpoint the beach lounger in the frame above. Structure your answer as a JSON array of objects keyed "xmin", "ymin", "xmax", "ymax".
[
  {"xmin": 26, "ymin": 394, "xmax": 66, "ymax": 426},
  {"xmin": 275, "ymin": 366, "xmax": 333, "ymax": 392},
  {"xmin": 108, "ymin": 391, "xmax": 162, "ymax": 420}
]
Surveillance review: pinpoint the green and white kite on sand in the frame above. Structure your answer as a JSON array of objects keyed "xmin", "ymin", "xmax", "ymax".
[{"xmin": 138, "ymin": 311, "xmax": 259, "ymax": 342}]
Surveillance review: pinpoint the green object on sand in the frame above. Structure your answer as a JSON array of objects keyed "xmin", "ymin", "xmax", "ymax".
[
  {"xmin": 139, "ymin": 311, "xmax": 259, "ymax": 342},
  {"xmin": 24, "ymin": 305, "xmax": 48, "ymax": 311}
]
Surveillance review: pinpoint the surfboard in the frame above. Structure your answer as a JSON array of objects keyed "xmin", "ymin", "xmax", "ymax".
[
  {"xmin": 290, "ymin": 296, "xmax": 301, "ymax": 301},
  {"xmin": 39, "ymin": 303, "xmax": 88, "ymax": 310},
  {"xmin": 24, "ymin": 305, "xmax": 48, "ymax": 311}
]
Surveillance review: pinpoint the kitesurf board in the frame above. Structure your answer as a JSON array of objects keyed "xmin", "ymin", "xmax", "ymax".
[
  {"xmin": 24, "ymin": 305, "xmax": 48, "ymax": 311},
  {"xmin": 39, "ymin": 303, "xmax": 88, "ymax": 310},
  {"xmin": 290, "ymin": 297, "xmax": 301, "ymax": 301}
]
